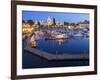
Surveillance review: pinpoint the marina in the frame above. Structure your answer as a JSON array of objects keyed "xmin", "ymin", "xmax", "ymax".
[
  {"xmin": 22, "ymin": 26, "xmax": 89, "ymax": 68},
  {"xmin": 24, "ymin": 36, "xmax": 89, "ymax": 60},
  {"xmin": 22, "ymin": 12, "xmax": 90, "ymax": 68}
]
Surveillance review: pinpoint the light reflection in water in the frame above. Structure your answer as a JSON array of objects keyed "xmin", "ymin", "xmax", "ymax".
[{"xmin": 56, "ymin": 39, "xmax": 65, "ymax": 45}]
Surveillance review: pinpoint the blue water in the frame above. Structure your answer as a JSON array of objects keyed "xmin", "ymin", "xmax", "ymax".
[
  {"xmin": 36, "ymin": 38, "xmax": 89, "ymax": 54},
  {"xmin": 22, "ymin": 38, "xmax": 89, "ymax": 69}
]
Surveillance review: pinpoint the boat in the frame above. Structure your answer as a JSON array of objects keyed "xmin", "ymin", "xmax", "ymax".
[
  {"xmin": 30, "ymin": 35, "xmax": 37, "ymax": 47},
  {"xmin": 55, "ymin": 34, "xmax": 64, "ymax": 39},
  {"xmin": 73, "ymin": 33, "xmax": 83, "ymax": 37}
]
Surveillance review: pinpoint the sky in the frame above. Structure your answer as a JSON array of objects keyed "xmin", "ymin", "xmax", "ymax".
[{"xmin": 22, "ymin": 11, "xmax": 89, "ymax": 23}]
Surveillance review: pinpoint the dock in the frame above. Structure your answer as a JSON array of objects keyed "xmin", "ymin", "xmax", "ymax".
[{"xmin": 24, "ymin": 36, "xmax": 89, "ymax": 61}]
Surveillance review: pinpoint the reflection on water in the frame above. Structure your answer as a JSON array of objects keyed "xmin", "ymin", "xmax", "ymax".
[
  {"xmin": 27, "ymin": 28, "xmax": 90, "ymax": 55},
  {"xmin": 56, "ymin": 39, "xmax": 65, "ymax": 45},
  {"xmin": 35, "ymin": 38, "xmax": 89, "ymax": 55}
]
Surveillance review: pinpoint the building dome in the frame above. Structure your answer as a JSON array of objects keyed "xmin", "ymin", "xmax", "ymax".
[
  {"xmin": 47, "ymin": 16, "xmax": 52, "ymax": 22},
  {"xmin": 47, "ymin": 16, "xmax": 53, "ymax": 26}
]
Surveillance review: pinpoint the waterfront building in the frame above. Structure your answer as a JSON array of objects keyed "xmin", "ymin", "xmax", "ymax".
[
  {"xmin": 40, "ymin": 21, "xmax": 47, "ymax": 26},
  {"xmin": 34, "ymin": 21, "xmax": 38, "ymax": 25},
  {"xmin": 68, "ymin": 25, "xmax": 74, "ymax": 29},
  {"xmin": 47, "ymin": 16, "xmax": 53, "ymax": 26},
  {"xmin": 79, "ymin": 20, "xmax": 89, "ymax": 29},
  {"xmin": 22, "ymin": 23, "xmax": 33, "ymax": 34},
  {"xmin": 55, "ymin": 22, "xmax": 64, "ymax": 27}
]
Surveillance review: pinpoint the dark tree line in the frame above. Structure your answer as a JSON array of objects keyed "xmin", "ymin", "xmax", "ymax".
[{"xmin": 22, "ymin": 19, "xmax": 41, "ymax": 26}]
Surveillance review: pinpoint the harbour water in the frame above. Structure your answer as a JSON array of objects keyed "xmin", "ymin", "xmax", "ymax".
[
  {"xmin": 22, "ymin": 37, "xmax": 89, "ymax": 69},
  {"xmin": 35, "ymin": 38, "xmax": 89, "ymax": 55}
]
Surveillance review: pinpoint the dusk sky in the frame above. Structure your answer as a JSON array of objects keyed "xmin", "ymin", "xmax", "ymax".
[{"xmin": 22, "ymin": 11, "xmax": 89, "ymax": 23}]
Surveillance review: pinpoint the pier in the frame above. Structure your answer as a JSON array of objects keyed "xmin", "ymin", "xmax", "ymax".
[
  {"xmin": 24, "ymin": 46, "xmax": 89, "ymax": 60},
  {"xmin": 24, "ymin": 37, "xmax": 89, "ymax": 60}
]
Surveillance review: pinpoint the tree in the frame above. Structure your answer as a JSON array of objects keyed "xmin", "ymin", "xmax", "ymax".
[
  {"xmin": 22, "ymin": 20, "xmax": 25, "ymax": 23},
  {"xmin": 53, "ymin": 18, "xmax": 56, "ymax": 25},
  {"xmin": 64, "ymin": 22, "xmax": 69, "ymax": 26},
  {"xmin": 37, "ymin": 21, "xmax": 40, "ymax": 25},
  {"xmin": 70, "ymin": 23, "xmax": 75, "ymax": 26},
  {"xmin": 27, "ymin": 20, "xmax": 34, "ymax": 25}
]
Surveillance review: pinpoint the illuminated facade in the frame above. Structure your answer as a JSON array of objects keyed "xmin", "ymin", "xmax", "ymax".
[
  {"xmin": 22, "ymin": 23, "xmax": 33, "ymax": 34},
  {"xmin": 22, "ymin": 17, "xmax": 89, "ymax": 30},
  {"xmin": 47, "ymin": 16, "xmax": 53, "ymax": 26}
]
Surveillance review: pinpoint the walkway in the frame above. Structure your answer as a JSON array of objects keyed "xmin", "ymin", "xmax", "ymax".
[{"xmin": 24, "ymin": 36, "xmax": 89, "ymax": 60}]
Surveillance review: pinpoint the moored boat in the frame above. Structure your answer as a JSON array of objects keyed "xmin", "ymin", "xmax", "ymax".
[{"xmin": 30, "ymin": 35, "xmax": 37, "ymax": 47}]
